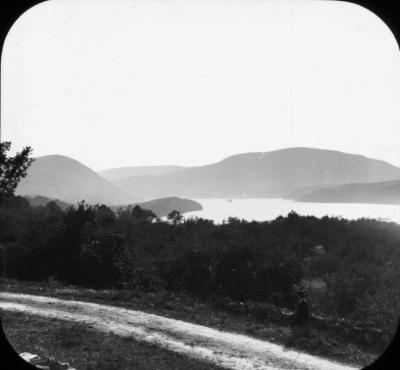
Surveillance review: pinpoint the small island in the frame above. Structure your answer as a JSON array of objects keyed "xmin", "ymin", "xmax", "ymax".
[{"xmin": 130, "ymin": 197, "xmax": 203, "ymax": 218}]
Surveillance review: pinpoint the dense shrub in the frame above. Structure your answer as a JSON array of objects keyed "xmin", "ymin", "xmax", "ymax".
[{"xmin": 1, "ymin": 196, "xmax": 399, "ymax": 336}]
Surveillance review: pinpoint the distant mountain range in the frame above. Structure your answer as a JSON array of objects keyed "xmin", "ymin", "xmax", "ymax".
[
  {"xmin": 15, "ymin": 148, "xmax": 400, "ymax": 206},
  {"xmin": 110, "ymin": 148, "xmax": 400, "ymax": 200},
  {"xmin": 294, "ymin": 179, "xmax": 400, "ymax": 204},
  {"xmin": 99, "ymin": 166, "xmax": 186, "ymax": 182},
  {"xmin": 16, "ymin": 155, "xmax": 138, "ymax": 205}
]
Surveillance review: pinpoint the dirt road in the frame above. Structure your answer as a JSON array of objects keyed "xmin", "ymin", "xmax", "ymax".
[{"xmin": 0, "ymin": 292, "xmax": 359, "ymax": 370}]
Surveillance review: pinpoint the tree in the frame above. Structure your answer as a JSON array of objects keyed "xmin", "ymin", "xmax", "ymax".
[
  {"xmin": 167, "ymin": 210, "xmax": 183, "ymax": 225},
  {"xmin": 0, "ymin": 142, "xmax": 33, "ymax": 277},
  {"xmin": 0, "ymin": 141, "xmax": 34, "ymax": 196},
  {"xmin": 130, "ymin": 205, "xmax": 157, "ymax": 223}
]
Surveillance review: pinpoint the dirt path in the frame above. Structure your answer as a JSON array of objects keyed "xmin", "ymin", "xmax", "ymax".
[{"xmin": 0, "ymin": 292, "xmax": 359, "ymax": 370}]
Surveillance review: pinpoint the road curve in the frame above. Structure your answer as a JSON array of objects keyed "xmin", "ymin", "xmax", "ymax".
[{"xmin": 0, "ymin": 292, "xmax": 360, "ymax": 370}]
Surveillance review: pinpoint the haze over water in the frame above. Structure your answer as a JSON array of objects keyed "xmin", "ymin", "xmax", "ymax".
[{"xmin": 185, "ymin": 198, "xmax": 400, "ymax": 224}]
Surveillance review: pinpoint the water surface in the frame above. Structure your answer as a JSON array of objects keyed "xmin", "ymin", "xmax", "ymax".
[{"xmin": 185, "ymin": 198, "xmax": 400, "ymax": 224}]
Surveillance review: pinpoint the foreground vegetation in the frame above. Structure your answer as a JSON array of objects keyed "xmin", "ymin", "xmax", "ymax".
[
  {"xmin": 1, "ymin": 198, "xmax": 399, "ymax": 365},
  {"xmin": 1, "ymin": 195, "xmax": 399, "ymax": 340}
]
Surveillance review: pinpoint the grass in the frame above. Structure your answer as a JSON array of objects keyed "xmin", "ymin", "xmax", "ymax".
[
  {"xmin": 2, "ymin": 310, "xmax": 223, "ymax": 370},
  {"xmin": 1, "ymin": 279, "xmax": 383, "ymax": 368}
]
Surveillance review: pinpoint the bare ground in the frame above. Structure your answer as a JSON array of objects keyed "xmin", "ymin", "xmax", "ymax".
[{"xmin": 0, "ymin": 292, "xmax": 360, "ymax": 370}]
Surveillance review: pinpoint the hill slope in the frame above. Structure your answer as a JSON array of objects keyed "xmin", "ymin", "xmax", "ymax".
[
  {"xmin": 295, "ymin": 179, "xmax": 400, "ymax": 204},
  {"xmin": 16, "ymin": 155, "xmax": 138, "ymax": 205},
  {"xmin": 99, "ymin": 166, "xmax": 186, "ymax": 182},
  {"xmin": 114, "ymin": 148, "xmax": 400, "ymax": 199}
]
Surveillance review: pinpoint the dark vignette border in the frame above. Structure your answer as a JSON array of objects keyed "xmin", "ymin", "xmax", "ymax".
[{"xmin": 0, "ymin": 0, "xmax": 399, "ymax": 369}]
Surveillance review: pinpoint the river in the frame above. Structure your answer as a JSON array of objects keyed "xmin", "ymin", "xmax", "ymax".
[{"xmin": 185, "ymin": 198, "xmax": 400, "ymax": 224}]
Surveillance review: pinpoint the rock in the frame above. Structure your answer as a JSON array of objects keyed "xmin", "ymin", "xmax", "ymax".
[
  {"xmin": 20, "ymin": 353, "xmax": 40, "ymax": 362},
  {"xmin": 19, "ymin": 353, "xmax": 76, "ymax": 370}
]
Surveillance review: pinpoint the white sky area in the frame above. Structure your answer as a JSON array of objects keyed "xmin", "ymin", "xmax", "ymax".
[{"xmin": 2, "ymin": 0, "xmax": 400, "ymax": 170}]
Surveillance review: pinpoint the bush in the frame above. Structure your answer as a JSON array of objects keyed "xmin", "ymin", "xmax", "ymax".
[{"xmin": 1, "ymin": 195, "xmax": 400, "ymax": 339}]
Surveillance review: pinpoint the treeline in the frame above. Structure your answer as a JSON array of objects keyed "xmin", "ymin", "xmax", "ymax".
[{"xmin": 1, "ymin": 194, "xmax": 399, "ymax": 336}]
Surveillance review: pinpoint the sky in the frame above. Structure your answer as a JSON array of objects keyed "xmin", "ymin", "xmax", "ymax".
[{"xmin": 2, "ymin": 0, "xmax": 400, "ymax": 171}]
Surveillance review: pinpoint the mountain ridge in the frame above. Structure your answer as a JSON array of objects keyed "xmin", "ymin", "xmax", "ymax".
[
  {"xmin": 16, "ymin": 148, "xmax": 400, "ymax": 205},
  {"xmin": 99, "ymin": 165, "xmax": 186, "ymax": 182},
  {"xmin": 112, "ymin": 148, "xmax": 400, "ymax": 200},
  {"xmin": 16, "ymin": 155, "xmax": 139, "ymax": 205}
]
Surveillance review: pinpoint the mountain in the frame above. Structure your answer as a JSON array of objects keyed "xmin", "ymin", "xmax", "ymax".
[
  {"xmin": 113, "ymin": 148, "xmax": 400, "ymax": 200},
  {"xmin": 98, "ymin": 166, "xmax": 186, "ymax": 182},
  {"xmin": 16, "ymin": 155, "xmax": 139, "ymax": 205},
  {"xmin": 294, "ymin": 179, "xmax": 400, "ymax": 205},
  {"xmin": 286, "ymin": 184, "xmax": 332, "ymax": 200},
  {"xmin": 130, "ymin": 197, "xmax": 203, "ymax": 218}
]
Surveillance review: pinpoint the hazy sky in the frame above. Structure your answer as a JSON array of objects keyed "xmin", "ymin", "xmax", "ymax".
[{"xmin": 2, "ymin": 0, "xmax": 400, "ymax": 170}]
